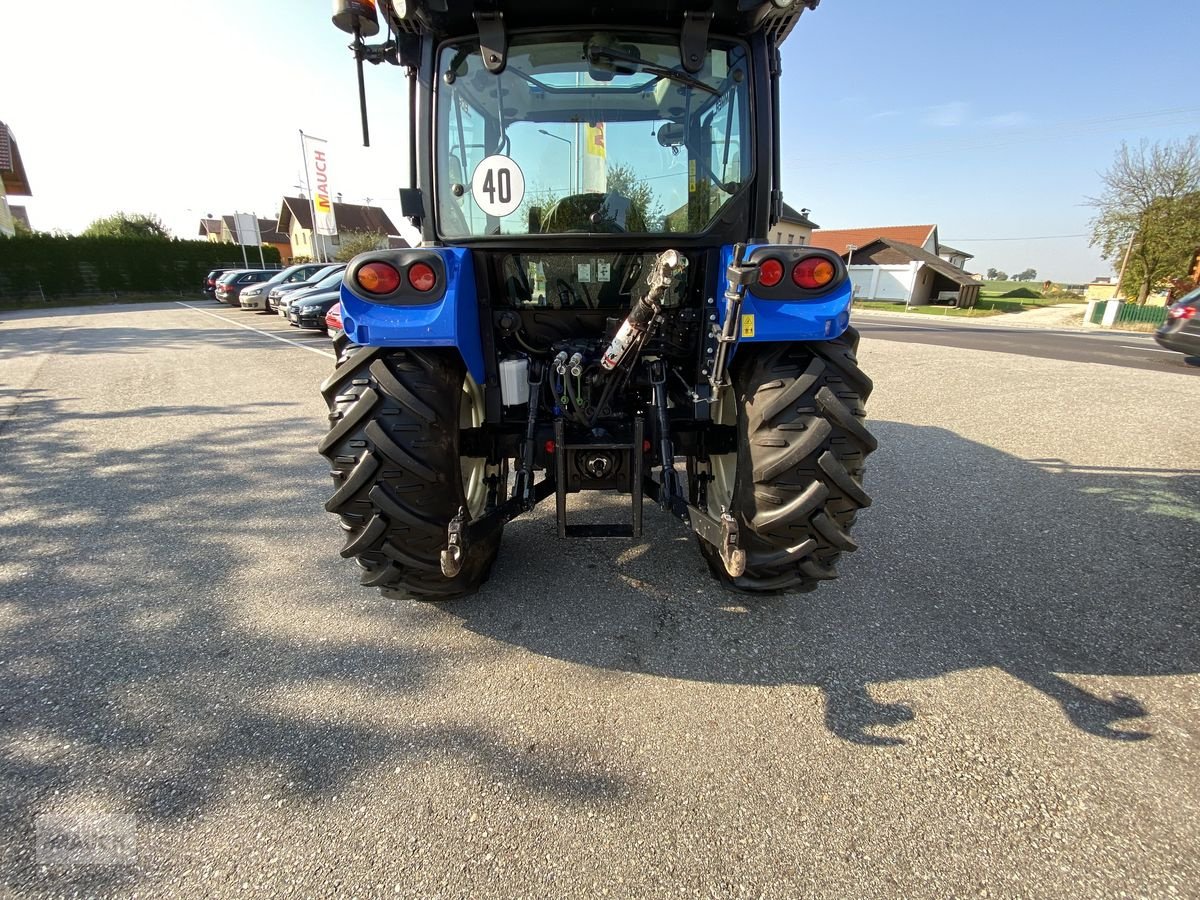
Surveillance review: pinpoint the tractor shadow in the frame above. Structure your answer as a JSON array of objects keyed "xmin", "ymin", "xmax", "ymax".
[
  {"xmin": 448, "ymin": 420, "xmax": 1200, "ymax": 746},
  {"xmin": 0, "ymin": 387, "xmax": 626, "ymax": 892}
]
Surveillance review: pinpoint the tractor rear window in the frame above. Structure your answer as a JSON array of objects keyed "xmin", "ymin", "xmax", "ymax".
[{"xmin": 435, "ymin": 33, "xmax": 751, "ymax": 238}]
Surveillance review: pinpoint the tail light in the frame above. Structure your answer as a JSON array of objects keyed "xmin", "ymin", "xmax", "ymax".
[
  {"xmin": 355, "ymin": 262, "xmax": 402, "ymax": 294},
  {"xmin": 757, "ymin": 258, "xmax": 784, "ymax": 288},
  {"xmin": 346, "ymin": 254, "xmax": 445, "ymax": 304},
  {"xmin": 1168, "ymin": 305, "xmax": 1196, "ymax": 320},
  {"xmin": 407, "ymin": 262, "xmax": 436, "ymax": 292},
  {"xmin": 792, "ymin": 257, "xmax": 837, "ymax": 290}
]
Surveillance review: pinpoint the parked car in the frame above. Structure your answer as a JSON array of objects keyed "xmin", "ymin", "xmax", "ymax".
[
  {"xmin": 278, "ymin": 265, "xmax": 346, "ymax": 317},
  {"xmin": 215, "ymin": 269, "xmax": 274, "ymax": 305},
  {"xmin": 326, "ymin": 301, "xmax": 342, "ymax": 334},
  {"xmin": 288, "ymin": 289, "xmax": 340, "ymax": 332},
  {"xmin": 1154, "ymin": 289, "xmax": 1200, "ymax": 359},
  {"xmin": 268, "ymin": 264, "xmax": 342, "ymax": 312},
  {"xmin": 239, "ymin": 263, "xmax": 331, "ymax": 312},
  {"xmin": 203, "ymin": 268, "xmax": 234, "ymax": 300}
]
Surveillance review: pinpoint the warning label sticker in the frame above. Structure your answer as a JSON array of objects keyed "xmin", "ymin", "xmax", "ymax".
[{"xmin": 741, "ymin": 314, "xmax": 755, "ymax": 338}]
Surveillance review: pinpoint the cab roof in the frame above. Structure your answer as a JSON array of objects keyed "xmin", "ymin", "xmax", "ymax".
[{"xmin": 382, "ymin": 0, "xmax": 819, "ymax": 45}]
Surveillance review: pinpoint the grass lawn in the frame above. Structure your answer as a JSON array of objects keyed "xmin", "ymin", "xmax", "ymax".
[{"xmin": 852, "ymin": 301, "xmax": 1001, "ymax": 317}]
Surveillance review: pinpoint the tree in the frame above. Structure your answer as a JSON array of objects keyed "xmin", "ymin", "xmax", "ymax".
[
  {"xmin": 1015, "ymin": 268, "xmax": 1038, "ymax": 282},
  {"xmin": 605, "ymin": 163, "xmax": 664, "ymax": 231},
  {"xmin": 334, "ymin": 230, "xmax": 388, "ymax": 262},
  {"xmin": 1088, "ymin": 136, "xmax": 1200, "ymax": 304},
  {"xmin": 81, "ymin": 212, "xmax": 171, "ymax": 240},
  {"xmin": 986, "ymin": 268, "xmax": 1008, "ymax": 281}
]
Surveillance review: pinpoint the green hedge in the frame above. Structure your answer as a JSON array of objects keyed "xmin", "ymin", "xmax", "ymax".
[{"xmin": 0, "ymin": 235, "xmax": 281, "ymax": 301}]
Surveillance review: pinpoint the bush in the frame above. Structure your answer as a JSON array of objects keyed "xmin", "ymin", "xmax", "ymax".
[
  {"xmin": 999, "ymin": 287, "xmax": 1043, "ymax": 299},
  {"xmin": 0, "ymin": 235, "xmax": 281, "ymax": 302}
]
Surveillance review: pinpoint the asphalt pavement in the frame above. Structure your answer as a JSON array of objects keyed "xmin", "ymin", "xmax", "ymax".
[
  {"xmin": 1, "ymin": 301, "xmax": 1199, "ymax": 898},
  {"xmin": 853, "ymin": 312, "xmax": 1200, "ymax": 375}
]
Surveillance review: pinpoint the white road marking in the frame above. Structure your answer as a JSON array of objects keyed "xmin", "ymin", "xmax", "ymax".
[
  {"xmin": 176, "ymin": 302, "xmax": 335, "ymax": 359},
  {"xmin": 1118, "ymin": 345, "xmax": 1179, "ymax": 354}
]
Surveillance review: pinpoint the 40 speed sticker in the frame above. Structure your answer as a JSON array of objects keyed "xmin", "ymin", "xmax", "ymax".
[{"xmin": 471, "ymin": 155, "xmax": 525, "ymax": 218}]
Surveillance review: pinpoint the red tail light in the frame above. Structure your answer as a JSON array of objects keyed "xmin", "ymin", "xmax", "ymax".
[
  {"xmin": 1168, "ymin": 305, "xmax": 1196, "ymax": 320},
  {"xmin": 408, "ymin": 262, "xmax": 436, "ymax": 293},
  {"xmin": 792, "ymin": 257, "xmax": 837, "ymax": 290},
  {"xmin": 757, "ymin": 258, "xmax": 784, "ymax": 288}
]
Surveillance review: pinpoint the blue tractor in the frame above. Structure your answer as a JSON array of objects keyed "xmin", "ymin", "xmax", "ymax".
[{"xmin": 323, "ymin": 0, "xmax": 875, "ymax": 599}]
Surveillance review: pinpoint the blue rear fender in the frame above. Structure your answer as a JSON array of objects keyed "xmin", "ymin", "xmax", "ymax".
[
  {"xmin": 718, "ymin": 243, "xmax": 852, "ymax": 344},
  {"xmin": 338, "ymin": 247, "xmax": 486, "ymax": 383}
]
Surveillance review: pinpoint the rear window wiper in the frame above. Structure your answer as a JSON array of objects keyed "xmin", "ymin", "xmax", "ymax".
[{"xmin": 585, "ymin": 45, "xmax": 719, "ymax": 97}]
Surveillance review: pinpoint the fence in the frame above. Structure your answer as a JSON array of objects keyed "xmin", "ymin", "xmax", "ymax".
[
  {"xmin": 1114, "ymin": 303, "xmax": 1168, "ymax": 326},
  {"xmin": 1086, "ymin": 299, "xmax": 1168, "ymax": 329}
]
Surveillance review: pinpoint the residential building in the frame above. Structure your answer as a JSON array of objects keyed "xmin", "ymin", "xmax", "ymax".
[
  {"xmin": 277, "ymin": 196, "xmax": 399, "ymax": 262},
  {"xmin": 220, "ymin": 216, "xmax": 291, "ymax": 260},
  {"xmin": 197, "ymin": 213, "xmax": 292, "ymax": 260},
  {"xmin": 198, "ymin": 218, "xmax": 223, "ymax": 241},
  {"xmin": 842, "ymin": 237, "xmax": 981, "ymax": 307},
  {"xmin": 1085, "ymin": 277, "xmax": 1119, "ymax": 303},
  {"xmin": 936, "ymin": 244, "xmax": 974, "ymax": 270},
  {"xmin": 769, "ymin": 204, "xmax": 818, "ymax": 245},
  {"xmin": 811, "ymin": 224, "xmax": 941, "ymax": 261},
  {"xmin": 0, "ymin": 120, "xmax": 32, "ymax": 238}
]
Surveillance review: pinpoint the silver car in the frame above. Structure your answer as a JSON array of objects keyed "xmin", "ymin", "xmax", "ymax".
[
  {"xmin": 278, "ymin": 265, "xmax": 346, "ymax": 317},
  {"xmin": 268, "ymin": 264, "xmax": 342, "ymax": 313},
  {"xmin": 239, "ymin": 263, "xmax": 330, "ymax": 312}
]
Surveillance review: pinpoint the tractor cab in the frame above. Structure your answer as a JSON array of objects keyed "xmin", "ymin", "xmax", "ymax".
[{"xmin": 333, "ymin": 1, "xmax": 815, "ymax": 246}]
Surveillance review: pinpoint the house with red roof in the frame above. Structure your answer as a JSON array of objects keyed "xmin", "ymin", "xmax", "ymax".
[
  {"xmin": 277, "ymin": 196, "xmax": 400, "ymax": 263},
  {"xmin": 810, "ymin": 224, "xmax": 979, "ymax": 306}
]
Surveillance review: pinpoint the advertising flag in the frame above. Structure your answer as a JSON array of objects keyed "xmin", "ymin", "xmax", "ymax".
[
  {"xmin": 582, "ymin": 122, "xmax": 607, "ymax": 194},
  {"xmin": 302, "ymin": 132, "xmax": 338, "ymax": 236}
]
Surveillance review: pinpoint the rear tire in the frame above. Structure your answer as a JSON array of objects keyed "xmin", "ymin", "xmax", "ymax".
[
  {"xmin": 319, "ymin": 347, "xmax": 501, "ymax": 599},
  {"xmin": 700, "ymin": 329, "xmax": 876, "ymax": 593}
]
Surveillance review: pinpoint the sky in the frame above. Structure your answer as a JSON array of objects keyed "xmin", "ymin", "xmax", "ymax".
[{"xmin": 4, "ymin": 0, "xmax": 1198, "ymax": 283}]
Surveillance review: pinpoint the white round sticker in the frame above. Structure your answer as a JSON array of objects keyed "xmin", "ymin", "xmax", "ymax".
[{"xmin": 470, "ymin": 154, "xmax": 525, "ymax": 218}]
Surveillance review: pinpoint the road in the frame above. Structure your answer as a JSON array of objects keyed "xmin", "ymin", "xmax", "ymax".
[
  {"xmin": 1, "ymin": 302, "xmax": 1199, "ymax": 898},
  {"xmin": 853, "ymin": 313, "xmax": 1200, "ymax": 376}
]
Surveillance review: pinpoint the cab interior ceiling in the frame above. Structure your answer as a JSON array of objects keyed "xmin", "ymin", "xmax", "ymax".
[{"xmin": 446, "ymin": 57, "xmax": 732, "ymax": 124}]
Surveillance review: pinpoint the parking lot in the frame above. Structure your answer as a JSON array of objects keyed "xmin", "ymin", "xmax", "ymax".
[{"xmin": 2, "ymin": 301, "xmax": 1198, "ymax": 898}]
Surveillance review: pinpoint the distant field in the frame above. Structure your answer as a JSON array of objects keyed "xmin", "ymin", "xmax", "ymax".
[{"xmin": 979, "ymin": 280, "xmax": 1086, "ymax": 305}]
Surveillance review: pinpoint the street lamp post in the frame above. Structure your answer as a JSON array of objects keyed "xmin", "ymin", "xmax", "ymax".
[{"xmin": 538, "ymin": 129, "xmax": 576, "ymax": 195}]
